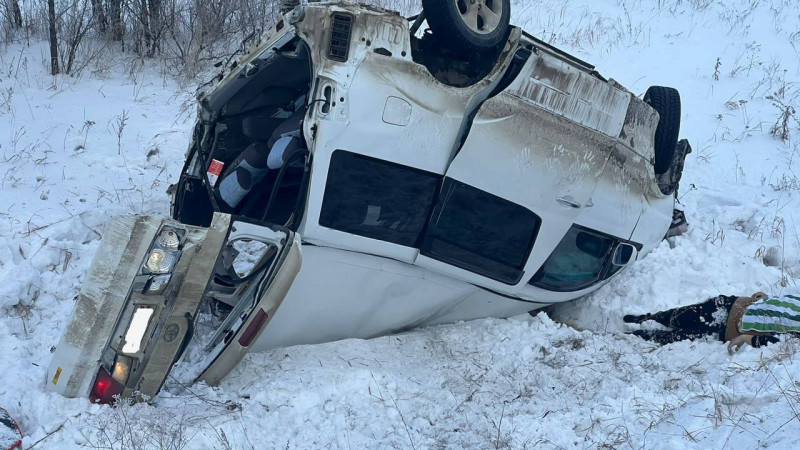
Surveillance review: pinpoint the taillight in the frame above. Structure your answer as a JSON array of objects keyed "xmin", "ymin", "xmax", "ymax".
[
  {"xmin": 238, "ymin": 309, "xmax": 269, "ymax": 347},
  {"xmin": 90, "ymin": 366, "xmax": 125, "ymax": 404}
]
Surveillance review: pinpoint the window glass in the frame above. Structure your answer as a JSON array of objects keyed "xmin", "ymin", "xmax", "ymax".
[
  {"xmin": 530, "ymin": 226, "xmax": 616, "ymax": 292},
  {"xmin": 421, "ymin": 179, "xmax": 541, "ymax": 285},
  {"xmin": 320, "ymin": 151, "xmax": 440, "ymax": 247}
]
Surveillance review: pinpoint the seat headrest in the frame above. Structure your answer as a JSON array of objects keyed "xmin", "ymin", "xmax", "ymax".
[{"xmin": 242, "ymin": 116, "xmax": 279, "ymax": 141}]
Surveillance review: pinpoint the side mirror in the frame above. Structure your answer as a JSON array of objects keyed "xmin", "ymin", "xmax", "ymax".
[{"xmin": 612, "ymin": 243, "xmax": 637, "ymax": 267}]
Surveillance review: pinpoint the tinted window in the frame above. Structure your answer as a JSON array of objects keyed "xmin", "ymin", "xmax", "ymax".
[
  {"xmin": 421, "ymin": 179, "xmax": 540, "ymax": 285},
  {"xmin": 531, "ymin": 226, "xmax": 636, "ymax": 292},
  {"xmin": 320, "ymin": 151, "xmax": 440, "ymax": 247}
]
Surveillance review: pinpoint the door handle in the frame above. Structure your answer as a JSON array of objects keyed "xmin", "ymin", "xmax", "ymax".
[{"xmin": 557, "ymin": 197, "xmax": 582, "ymax": 209}]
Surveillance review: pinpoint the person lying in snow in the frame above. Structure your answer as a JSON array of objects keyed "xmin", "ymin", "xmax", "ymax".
[{"xmin": 624, "ymin": 293, "xmax": 800, "ymax": 353}]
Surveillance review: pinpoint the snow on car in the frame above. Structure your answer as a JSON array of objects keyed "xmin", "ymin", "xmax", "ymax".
[{"xmin": 47, "ymin": 0, "xmax": 689, "ymax": 403}]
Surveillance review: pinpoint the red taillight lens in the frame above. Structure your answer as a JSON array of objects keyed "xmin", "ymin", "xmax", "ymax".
[
  {"xmin": 238, "ymin": 309, "xmax": 269, "ymax": 347},
  {"xmin": 90, "ymin": 366, "xmax": 125, "ymax": 404}
]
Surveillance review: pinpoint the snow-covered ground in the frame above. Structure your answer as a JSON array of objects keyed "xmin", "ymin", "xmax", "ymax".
[{"xmin": 1, "ymin": 0, "xmax": 799, "ymax": 448}]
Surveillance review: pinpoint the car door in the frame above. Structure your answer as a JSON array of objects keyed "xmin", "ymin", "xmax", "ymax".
[
  {"xmin": 298, "ymin": 22, "xmax": 518, "ymax": 263},
  {"xmin": 192, "ymin": 220, "xmax": 302, "ymax": 387},
  {"xmin": 575, "ymin": 146, "xmax": 646, "ymax": 242},
  {"xmin": 414, "ymin": 49, "xmax": 632, "ymax": 294}
]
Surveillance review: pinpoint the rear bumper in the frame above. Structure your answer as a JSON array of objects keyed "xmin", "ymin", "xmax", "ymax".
[
  {"xmin": 47, "ymin": 215, "xmax": 166, "ymax": 398},
  {"xmin": 47, "ymin": 214, "xmax": 229, "ymax": 400},
  {"xmin": 47, "ymin": 213, "xmax": 300, "ymax": 403}
]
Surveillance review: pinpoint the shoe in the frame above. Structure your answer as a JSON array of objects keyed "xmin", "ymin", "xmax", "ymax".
[{"xmin": 623, "ymin": 313, "xmax": 651, "ymax": 324}]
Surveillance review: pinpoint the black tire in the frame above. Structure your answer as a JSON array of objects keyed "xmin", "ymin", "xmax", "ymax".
[
  {"xmin": 644, "ymin": 86, "xmax": 681, "ymax": 175},
  {"xmin": 422, "ymin": 0, "xmax": 511, "ymax": 55}
]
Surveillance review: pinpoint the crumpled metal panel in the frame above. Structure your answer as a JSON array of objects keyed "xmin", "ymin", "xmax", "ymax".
[
  {"xmin": 47, "ymin": 216, "xmax": 159, "ymax": 398},
  {"xmin": 510, "ymin": 53, "xmax": 631, "ymax": 138}
]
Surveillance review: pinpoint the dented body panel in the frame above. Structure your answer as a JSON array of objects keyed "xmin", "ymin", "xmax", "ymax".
[
  {"xmin": 122, "ymin": 214, "xmax": 230, "ymax": 399},
  {"xmin": 510, "ymin": 52, "xmax": 631, "ymax": 138},
  {"xmin": 48, "ymin": 216, "xmax": 161, "ymax": 398},
  {"xmin": 48, "ymin": 214, "xmax": 300, "ymax": 401}
]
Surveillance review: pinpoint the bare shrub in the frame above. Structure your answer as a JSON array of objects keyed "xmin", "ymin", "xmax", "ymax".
[
  {"xmin": 704, "ymin": 219, "xmax": 726, "ymax": 247},
  {"xmin": 1, "ymin": 0, "xmax": 23, "ymax": 42},
  {"xmin": 767, "ymin": 94, "xmax": 799, "ymax": 142},
  {"xmin": 157, "ymin": 0, "xmax": 271, "ymax": 80},
  {"xmin": 770, "ymin": 174, "xmax": 800, "ymax": 192},
  {"xmin": 57, "ymin": 0, "xmax": 108, "ymax": 76},
  {"xmin": 4, "ymin": 1, "xmax": 424, "ymax": 80},
  {"xmin": 79, "ymin": 398, "xmax": 194, "ymax": 450},
  {"xmin": 155, "ymin": 0, "xmax": 418, "ymax": 80}
]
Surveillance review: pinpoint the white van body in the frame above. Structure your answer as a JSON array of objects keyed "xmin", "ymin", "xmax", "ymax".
[{"xmin": 47, "ymin": 2, "xmax": 685, "ymax": 403}]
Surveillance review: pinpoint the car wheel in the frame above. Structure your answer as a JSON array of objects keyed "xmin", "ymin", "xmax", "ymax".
[
  {"xmin": 422, "ymin": 0, "xmax": 511, "ymax": 55},
  {"xmin": 644, "ymin": 86, "xmax": 681, "ymax": 175}
]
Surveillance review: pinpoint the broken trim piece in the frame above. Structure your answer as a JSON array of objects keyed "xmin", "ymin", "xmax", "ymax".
[{"xmin": 657, "ymin": 139, "xmax": 692, "ymax": 196}]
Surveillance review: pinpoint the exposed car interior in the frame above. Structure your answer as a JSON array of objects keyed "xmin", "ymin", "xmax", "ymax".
[
  {"xmin": 174, "ymin": 38, "xmax": 313, "ymax": 231},
  {"xmin": 170, "ymin": 38, "xmax": 315, "ymax": 347}
]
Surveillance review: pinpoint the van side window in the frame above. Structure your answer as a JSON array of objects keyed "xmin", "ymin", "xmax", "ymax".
[
  {"xmin": 421, "ymin": 179, "xmax": 541, "ymax": 285},
  {"xmin": 320, "ymin": 150, "xmax": 440, "ymax": 247},
  {"xmin": 529, "ymin": 226, "xmax": 638, "ymax": 292}
]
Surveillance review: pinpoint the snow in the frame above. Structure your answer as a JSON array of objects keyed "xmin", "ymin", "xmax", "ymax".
[{"xmin": 1, "ymin": 0, "xmax": 800, "ymax": 448}]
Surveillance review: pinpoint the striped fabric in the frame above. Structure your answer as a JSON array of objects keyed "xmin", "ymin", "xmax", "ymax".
[{"xmin": 740, "ymin": 294, "xmax": 800, "ymax": 333}]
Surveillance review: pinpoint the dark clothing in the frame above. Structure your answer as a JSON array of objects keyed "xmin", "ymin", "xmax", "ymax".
[
  {"xmin": 626, "ymin": 294, "xmax": 796, "ymax": 347},
  {"xmin": 753, "ymin": 334, "xmax": 782, "ymax": 347},
  {"xmin": 630, "ymin": 328, "xmax": 722, "ymax": 344},
  {"xmin": 624, "ymin": 295, "xmax": 738, "ymax": 344}
]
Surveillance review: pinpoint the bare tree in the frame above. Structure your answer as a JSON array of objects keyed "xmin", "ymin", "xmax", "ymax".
[
  {"xmin": 58, "ymin": 0, "xmax": 96, "ymax": 75},
  {"xmin": 1, "ymin": 0, "xmax": 22, "ymax": 29},
  {"xmin": 109, "ymin": 0, "xmax": 123, "ymax": 41},
  {"xmin": 90, "ymin": 0, "xmax": 107, "ymax": 33},
  {"xmin": 125, "ymin": 0, "xmax": 168, "ymax": 57},
  {"xmin": 8, "ymin": 0, "xmax": 424, "ymax": 79},
  {"xmin": 11, "ymin": 0, "xmax": 21, "ymax": 27},
  {"xmin": 280, "ymin": 0, "xmax": 299, "ymax": 14},
  {"xmin": 147, "ymin": 0, "xmax": 162, "ymax": 55},
  {"xmin": 48, "ymin": 0, "xmax": 60, "ymax": 74},
  {"xmin": 136, "ymin": 0, "xmax": 151, "ymax": 53}
]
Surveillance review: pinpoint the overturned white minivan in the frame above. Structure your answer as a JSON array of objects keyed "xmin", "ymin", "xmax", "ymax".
[{"xmin": 48, "ymin": 0, "xmax": 689, "ymax": 403}]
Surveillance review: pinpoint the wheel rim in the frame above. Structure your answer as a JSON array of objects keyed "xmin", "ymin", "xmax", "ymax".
[{"xmin": 455, "ymin": 0, "xmax": 504, "ymax": 35}]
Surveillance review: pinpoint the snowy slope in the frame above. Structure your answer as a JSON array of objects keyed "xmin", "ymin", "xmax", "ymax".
[{"xmin": 1, "ymin": 0, "xmax": 799, "ymax": 448}]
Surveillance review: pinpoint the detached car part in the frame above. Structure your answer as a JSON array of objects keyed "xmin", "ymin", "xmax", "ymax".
[{"xmin": 47, "ymin": 214, "xmax": 300, "ymax": 402}]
